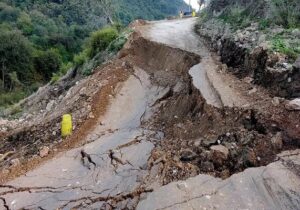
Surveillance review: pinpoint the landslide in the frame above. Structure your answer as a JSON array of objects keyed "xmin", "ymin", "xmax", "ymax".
[
  {"xmin": 0, "ymin": 28, "xmax": 299, "ymax": 189},
  {"xmin": 120, "ymin": 34, "xmax": 300, "ymax": 185}
]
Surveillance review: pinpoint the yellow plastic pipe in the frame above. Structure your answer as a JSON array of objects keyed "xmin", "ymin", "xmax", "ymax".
[{"xmin": 61, "ymin": 114, "xmax": 72, "ymax": 138}]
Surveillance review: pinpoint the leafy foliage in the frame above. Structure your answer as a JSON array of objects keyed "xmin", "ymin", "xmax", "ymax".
[
  {"xmin": 0, "ymin": 0, "xmax": 187, "ymax": 107},
  {"xmin": 87, "ymin": 27, "xmax": 119, "ymax": 58},
  {"xmin": 271, "ymin": 36, "xmax": 300, "ymax": 61}
]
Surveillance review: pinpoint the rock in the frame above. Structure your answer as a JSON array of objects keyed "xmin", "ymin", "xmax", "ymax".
[
  {"xmin": 202, "ymin": 138, "xmax": 217, "ymax": 147},
  {"xmin": 210, "ymin": 145, "xmax": 229, "ymax": 166},
  {"xmin": 88, "ymin": 112, "xmax": 95, "ymax": 119},
  {"xmin": 285, "ymin": 98, "xmax": 300, "ymax": 111},
  {"xmin": 243, "ymin": 148, "xmax": 257, "ymax": 167},
  {"xmin": 210, "ymin": 145, "xmax": 229, "ymax": 157},
  {"xmin": 200, "ymin": 161, "xmax": 214, "ymax": 172},
  {"xmin": 46, "ymin": 100, "xmax": 55, "ymax": 111},
  {"xmin": 194, "ymin": 140, "xmax": 201, "ymax": 147},
  {"xmin": 180, "ymin": 149, "xmax": 197, "ymax": 162},
  {"xmin": 177, "ymin": 182, "xmax": 188, "ymax": 190},
  {"xmin": 293, "ymin": 56, "xmax": 300, "ymax": 70},
  {"xmin": 10, "ymin": 158, "xmax": 20, "ymax": 167},
  {"xmin": 39, "ymin": 146, "xmax": 50, "ymax": 158},
  {"xmin": 220, "ymin": 169, "xmax": 230, "ymax": 179},
  {"xmin": 243, "ymin": 76, "xmax": 253, "ymax": 84},
  {"xmin": 292, "ymin": 28, "xmax": 300, "ymax": 38},
  {"xmin": 271, "ymin": 132, "xmax": 283, "ymax": 150},
  {"xmin": 272, "ymin": 27, "xmax": 284, "ymax": 34},
  {"xmin": 272, "ymin": 97, "xmax": 280, "ymax": 106},
  {"xmin": 248, "ymin": 87, "xmax": 257, "ymax": 95},
  {"xmin": 267, "ymin": 53, "xmax": 279, "ymax": 67}
]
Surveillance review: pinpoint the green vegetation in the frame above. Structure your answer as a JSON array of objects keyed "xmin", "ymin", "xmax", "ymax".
[
  {"xmin": 271, "ymin": 35, "xmax": 300, "ymax": 61},
  {"xmin": 0, "ymin": 0, "xmax": 187, "ymax": 108},
  {"xmin": 200, "ymin": 0, "xmax": 300, "ymax": 63},
  {"xmin": 211, "ymin": 0, "xmax": 300, "ymax": 30},
  {"xmin": 87, "ymin": 27, "xmax": 119, "ymax": 58},
  {"xmin": 271, "ymin": 0, "xmax": 300, "ymax": 28},
  {"xmin": 218, "ymin": 6, "xmax": 251, "ymax": 30}
]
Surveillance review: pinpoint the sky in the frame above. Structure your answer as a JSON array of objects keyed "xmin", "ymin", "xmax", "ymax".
[{"xmin": 184, "ymin": 0, "xmax": 199, "ymax": 11}]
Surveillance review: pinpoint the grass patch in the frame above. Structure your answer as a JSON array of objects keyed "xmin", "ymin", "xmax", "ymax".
[
  {"xmin": 218, "ymin": 6, "xmax": 251, "ymax": 30},
  {"xmin": 271, "ymin": 36, "xmax": 300, "ymax": 61}
]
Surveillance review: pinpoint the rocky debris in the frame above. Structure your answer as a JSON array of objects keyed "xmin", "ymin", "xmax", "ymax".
[
  {"xmin": 196, "ymin": 17, "xmax": 300, "ymax": 99},
  {"xmin": 180, "ymin": 149, "xmax": 197, "ymax": 162},
  {"xmin": 210, "ymin": 145, "xmax": 229, "ymax": 159},
  {"xmin": 248, "ymin": 87, "xmax": 257, "ymax": 95},
  {"xmin": 293, "ymin": 56, "xmax": 300, "ymax": 70},
  {"xmin": 39, "ymin": 146, "xmax": 50, "ymax": 158},
  {"xmin": 137, "ymin": 151, "xmax": 300, "ymax": 210},
  {"xmin": 285, "ymin": 98, "xmax": 300, "ymax": 110},
  {"xmin": 272, "ymin": 97, "xmax": 281, "ymax": 106},
  {"xmin": 271, "ymin": 132, "xmax": 283, "ymax": 150},
  {"xmin": 10, "ymin": 158, "xmax": 20, "ymax": 167}
]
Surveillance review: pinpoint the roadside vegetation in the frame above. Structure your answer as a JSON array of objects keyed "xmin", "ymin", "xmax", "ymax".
[
  {"xmin": 0, "ymin": 0, "xmax": 187, "ymax": 109},
  {"xmin": 201, "ymin": 0, "xmax": 300, "ymax": 61}
]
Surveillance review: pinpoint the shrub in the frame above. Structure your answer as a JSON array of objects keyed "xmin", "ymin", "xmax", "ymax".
[
  {"xmin": 218, "ymin": 6, "xmax": 250, "ymax": 30},
  {"xmin": 0, "ymin": 90, "xmax": 26, "ymax": 107},
  {"xmin": 87, "ymin": 27, "xmax": 118, "ymax": 58},
  {"xmin": 259, "ymin": 19, "xmax": 271, "ymax": 30},
  {"xmin": 108, "ymin": 30, "xmax": 130, "ymax": 53},
  {"xmin": 271, "ymin": 37, "xmax": 300, "ymax": 61},
  {"xmin": 34, "ymin": 49, "xmax": 62, "ymax": 81},
  {"xmin": 74, "ymin": 50, "xmax": 88, "ymax": 66},
  {"xmin": 271, "ymin": 0, "xmax": 300, "ymax": 28}
]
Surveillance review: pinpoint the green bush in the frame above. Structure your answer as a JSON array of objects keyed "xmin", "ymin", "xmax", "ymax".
[
  {"xmin": 0, "ymin": 90, "xmax": 26, "ymax": 107},
  {"xmin": 272, "ymin": 37, "xmax": 300, "ymax": 61},
  {"xmin": 271, "ymin": 0, "xmax": 300, "ymax": 28},
  {"xmin": 87, "ymin": 27, "xmax": 119, "ymax": 58},
  {"xmin": 218, "ymin": 6, "xmax": 250, "ymax": 30},
  {"xmin": 108, "ymin": 31, "xmax": 130, "ymax": 53},
  {"xmin": 259, "ymin": 19, "xmax": 271, "ymax": 30},
  {"xmin": 34, "ymin": 49, "xmax": 62, "ymax": 81},
  {"xmin": 74, "ymin": 50, "xmax": 88, "ymax": 66}
]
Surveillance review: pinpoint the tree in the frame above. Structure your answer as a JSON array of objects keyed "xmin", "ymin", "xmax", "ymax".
[
  {"xmin": 0, "ymin": 28, "xmax": 33, "ymax": 89},
  {"xmin": 96, "ymin": 0, "xmax": 115, "ymax": 24},
  {"xmin": 34, "ymin": 49, "xmax": 62, "ymax": 81}
]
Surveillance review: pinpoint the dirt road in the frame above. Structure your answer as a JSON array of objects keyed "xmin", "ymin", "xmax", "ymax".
[{"xmin": 0, "ymin": 18, "xmax": 299, "ymax": 209}]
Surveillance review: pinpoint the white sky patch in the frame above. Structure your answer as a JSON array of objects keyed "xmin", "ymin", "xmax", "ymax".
[{"xmin": 184, "ymin": 0, "xmax": 199, "ymax": 11}]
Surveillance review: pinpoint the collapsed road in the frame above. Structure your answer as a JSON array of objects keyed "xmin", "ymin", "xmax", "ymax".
[{"xmin": 0, "ymin": 18, "xmax": 299, "ymax": 209}]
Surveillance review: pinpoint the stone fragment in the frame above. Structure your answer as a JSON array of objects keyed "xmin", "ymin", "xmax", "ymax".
[
  {"xmin": 271, "ymin": 132, "xmax": 283, "ymax": 150},
  {"xmin": 210, "ymin": 145, "xmax": 229, "ymax": 159},
  {"xmin": 10, "ymin": 158, "xmax": 20, "ymax": 167},
  {"xmin": 180, "ymin": 149, "xmax": 197, "ymax": 162},
  {"xmin": 39, "ymin": 146, "xmax": 50, "ymax": 158},
  {"xmin": 285, "ymin": 98, "xmax": 300, "ymax": 111}
]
